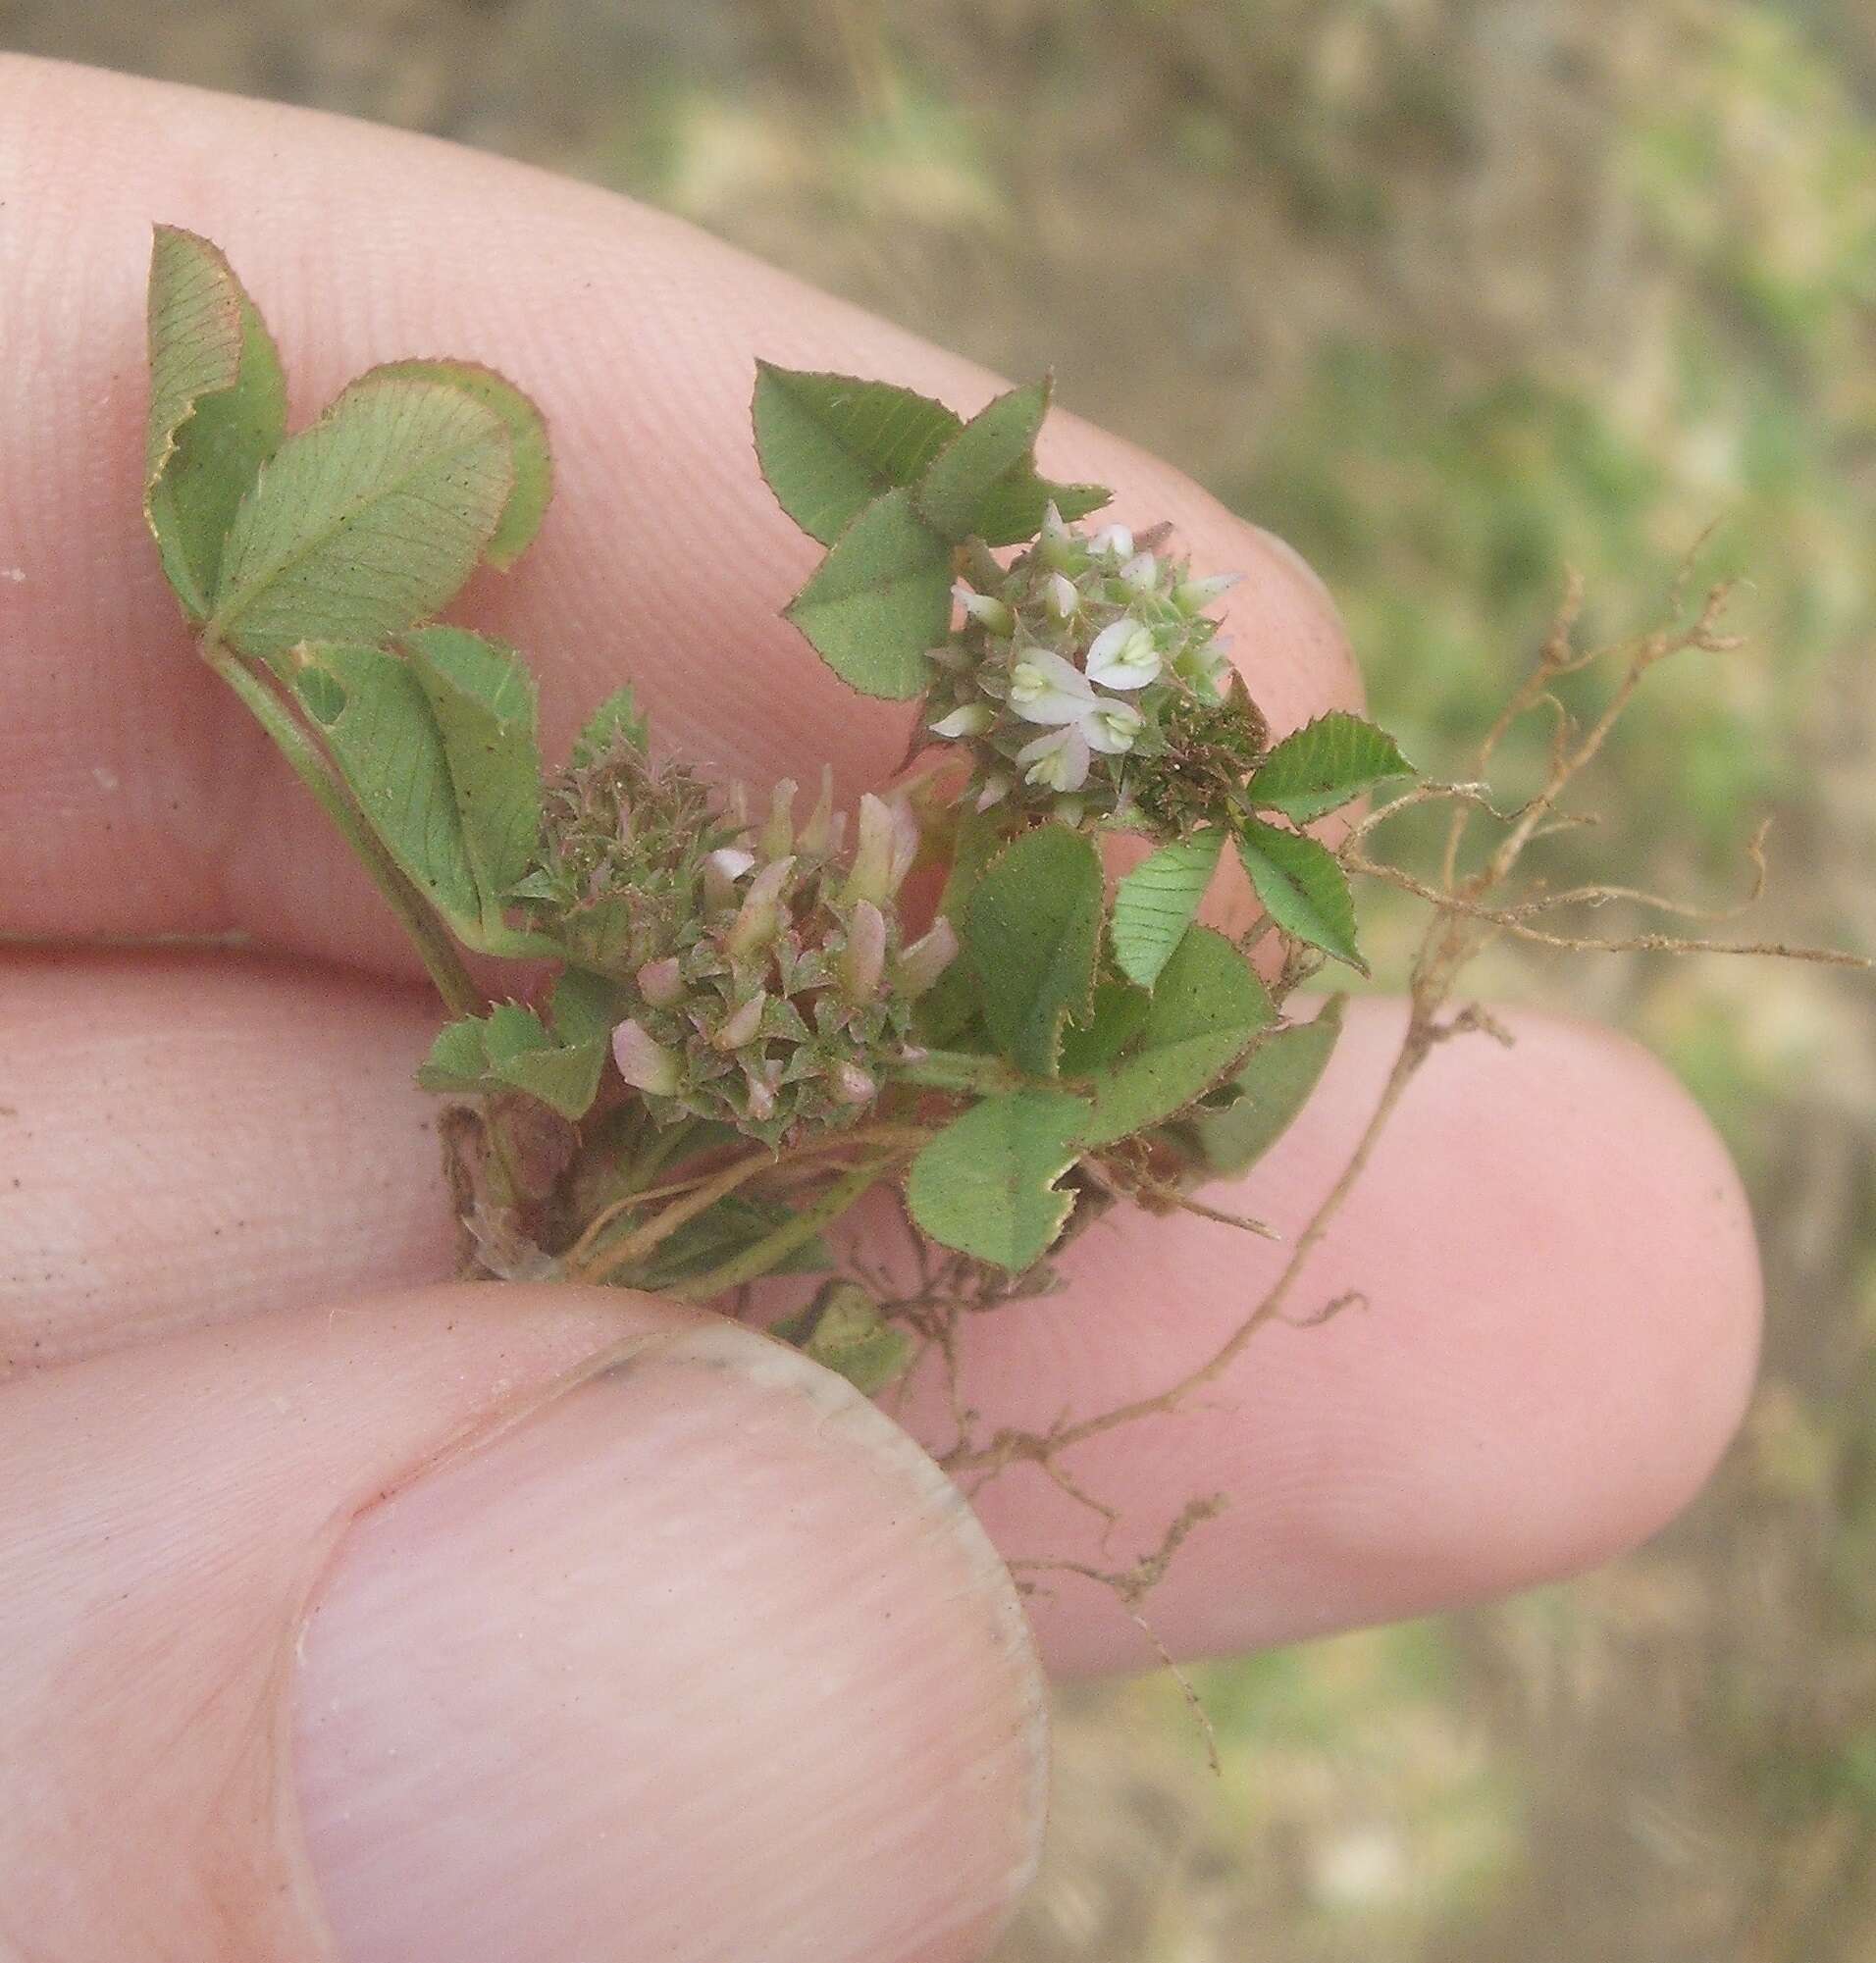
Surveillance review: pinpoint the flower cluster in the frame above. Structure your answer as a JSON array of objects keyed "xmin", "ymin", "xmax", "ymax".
[
  {"xmin": 599, "ymin": 781, "xmax": 958, "ymax": 1148},
  {"xmin": 919, "ymin": 508, "xmax": 1255, "ymax": 826}
]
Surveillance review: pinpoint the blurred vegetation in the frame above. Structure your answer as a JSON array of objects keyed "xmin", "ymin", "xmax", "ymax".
[{"xmin": 6, "ymin": 0, "xmax": 1871, "ymax": 1955}]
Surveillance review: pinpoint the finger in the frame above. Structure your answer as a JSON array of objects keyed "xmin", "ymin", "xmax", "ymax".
[
  {"xmin": 0, "ymin": 54, "xmax": 1356, "ymax": 974},
  {"xmin": 0, "ymin": 1288, "xmax": 1044, "ymax": 1963},
  {"xmin": 0, "ymin": 949, "xmax": 454, "ymax": 1372},
  {"xmin": 2, "ymin": 950, "xmax": 1760, "ymax": 1668}
]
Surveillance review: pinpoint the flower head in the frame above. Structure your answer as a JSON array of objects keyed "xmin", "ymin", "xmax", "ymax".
[{"xmin": 1083, "ymin": 697, "xmax": 1144, "ymax": 754}]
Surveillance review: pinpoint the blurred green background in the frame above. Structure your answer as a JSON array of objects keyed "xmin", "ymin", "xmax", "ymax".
[{"xmin": 7, "ymin": 1, "xmax": 1870, "ymax": 1954}]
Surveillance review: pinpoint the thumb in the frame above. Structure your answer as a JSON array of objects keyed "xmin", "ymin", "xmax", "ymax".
[{"xmin": 0, "ymin": 1286, "xmax": 1045, "ymax": 1963}]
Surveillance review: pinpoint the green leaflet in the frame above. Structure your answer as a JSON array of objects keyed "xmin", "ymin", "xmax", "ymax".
[
  {"xmin": 367, "ymin": 359, "xmax": 551, "ymax": 570},
  {"xmin": 571, "ymin": 686, "xmax": 650, "ymax": 765},
  {"xmin": 209, "ymin": 374, "xmax": 515, "ymax": 662},
  {"xmin": 916, "ymin": 376, "xmax": 1109, "ymax": 545},
  {"xmin": 1077, "ymin": 926, "xmax": 1275, "ymax": 1148},
  {"xmin": 1058, "ymin": 978, "xmax": 1153, "ymax": 1076},
  {"xmin": 292, "ymin": 639, "xmax": 554, "ymax": 956},
  {"xmin": 770, "ymin": 1281, "xmax": 912, "ymax": 1395},
  {"xmin": 403, "ymin": 627, "xmax": 543, "ymax": 928},
  {"xmin": 1247, "ymin": 711, "xmax": 1414, "ymax": 823},
  {"xmin": 144, "ymin": 226, "xmax": 287, "ymax": 619},
  {"xmin": 753, "ymin": 364, "xmax": 964, "ymax": 546},
  {"xmin": 781, "ymin": 487, "xmax": 953, "ymax": 699},
  {"xmin": 1184, "ymin": 994, "xmax": 1345, "ymax": 1177},
  {"xmin": 914, "ymin": 379, "xmax": 1049, "ymax": 540},
  {"xmin": 416, "ymin": 1001, "xmax": 606, "ymax": 1120},
  {"xmin": 1234, "ymin": 818, "xmax": 1367, "ymax": 973},
  {"xmin": 906, "ymin": 1089, "xmax": 1090, "ymax": 1270},
  {"xmin": 1110, "ymin": 830, "xmax": 1225, "ymax": 988},
  {"xmin": 912, "ymin": 805, "xmax": 1006, "ymax": 1045},
  {"xmin": 963, "ymin": 825, "xmax": 1105, "ymax": 1077}
]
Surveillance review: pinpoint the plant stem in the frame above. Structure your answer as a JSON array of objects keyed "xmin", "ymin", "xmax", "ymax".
[
  {"xmin": 661, "ymin": 1154, "xmax": 904, "ymax": 1301},
  {"xmin": 206, "ymin": 643, "xmax": 481, "ymax": 1014}
]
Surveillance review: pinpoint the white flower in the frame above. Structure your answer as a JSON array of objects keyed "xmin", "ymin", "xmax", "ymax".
[
  {"xmin": 1085, "ymin": 618, "xmax": 1163, "ymax": 691},
  {"xmin": 1016, "ymin": 723, "xmax": 1092, "ymax": 792},
  {"xmin": 928, "ymin": 702, "xmax": 995, "ymax": 739},
  {"xmin": 1008, "ymin": 648, "xmax": 1097, "ymax": 725},
  {"xmin": 1089, "ymin": 523, "xmax": 1133, "ymax": 560},
  {"xmin": 1119, "ymin": 550, "xmax": 1159, "ymax": 594},
  {"xmin": 1083, "ymin": 697, "xmax": 1144, "ymax": 754}
]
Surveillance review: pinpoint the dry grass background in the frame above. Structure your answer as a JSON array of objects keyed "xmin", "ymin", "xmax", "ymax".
[{"xmin": 4, "ymin": 2, "xmax": 1871, "ymax": 1955}]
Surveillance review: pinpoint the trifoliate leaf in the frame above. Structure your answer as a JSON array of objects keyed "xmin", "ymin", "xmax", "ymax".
[
  {"xmin": 402, "ymin": 626, "xmax": 542, "ymax": 927},
  {"xmin": 1234, "ymin": 818, "xmax": 1367, "ymax": 973},
  {"xmin": 963, "ymin": 825, "xmax": 1105, "ymax": 1077},
  {"xmin": 906, "ymin": 1089, "xmax": 1090, "ymax": 1270},
  {"xmin": 782, "ymin": 487, "xmax": 953, "ymax": 698},
  {"xmin": 414, "ymin": 1001, "xmax": 605, "ymax": 1120},
  {"xmin": 209, "ymin": 375, "xmax": 515, "ymax": 662},
  {"xmin": 1078, "ymin": 926, "xmax": 1275, "ymax": 1147},
  {"xmin": 367, "ymin": 359, "xmax": 551, "ymax": 570},
  {"xmin": 144, "ymin": 226, "xmax": 287, "ymax": 618},
  {"xmin": 1246, "ymin": 711, "xmax": 1414, "ymax": 823},
  {"xmin": 1185, "ymin": 994, "xmax": 1345, "ymax": 1177},
  {"xmin": 753, "ymin": 363, "xmax": 964, "ymax": 545},
  {"xmin": 771, "ymin": 1281, "xmax": 912, "ymax": 1395},
  {"xmin": 1110, "ymin": 829, "xmax": 1225, "ymax": 988}
]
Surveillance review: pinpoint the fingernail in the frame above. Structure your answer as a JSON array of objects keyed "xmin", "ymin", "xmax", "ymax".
[{"xmin": 293, "ymin": 1319, "xmax": 1046, "ymax": 1963}]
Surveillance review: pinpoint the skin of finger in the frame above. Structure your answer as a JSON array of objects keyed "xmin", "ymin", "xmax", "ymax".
[
  {"xmin": 0, "ymin": 948, "xmax": 1762, "ymax": 1671},
  {"xmin": 0, "ymin": 54, "xmax": 1356, "ymax": 976},
  {"xmin": 0, "ymin": 1288, "xmax": 1045, "ymax": 1963},
  {"xmin": 0, "ymin": 950, "xmax": 455, "ymax": 1374}
]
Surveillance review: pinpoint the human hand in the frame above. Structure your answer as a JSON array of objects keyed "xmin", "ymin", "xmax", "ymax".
[{"xmin": 0, "ymin": 55, "xmax": 1760, "ymax": 1963}]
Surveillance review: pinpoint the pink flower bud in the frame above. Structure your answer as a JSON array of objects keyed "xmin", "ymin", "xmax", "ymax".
[
  {"xmin": 612, "ymin": 1020, "xmax": 682, "ymax": 1097},
  {"xmin": 831, "ymin": 1060, "xmax": 877, "ymax": 1107},
  {"xmin": 725, "ymin": 855, "xmax": 795, "ymax": 957},
  {"xmin": 895, "ymin": 916, "xmax": 960, "ymax": 998},
  {"xmin": 760, "ymin": 779, "xmax": 797, "ymax": 859},
  {"xmin": 843, "ymin": 795, "xmax": 917, "ymax": 905},
  {"xmin": 799, "ymin": 766, "xmax": 836, "ymax": 854},
  {"xmin": 713, "ymin": 991, "xmax": 768, "ymax": 1051},
  {"xmin": 636, "ymin": 956, "xmax": 685, "ymax": 1007},
  {"xmin": 841, "ymin": 900, "xmax": 888, "ymax": 1005}
]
